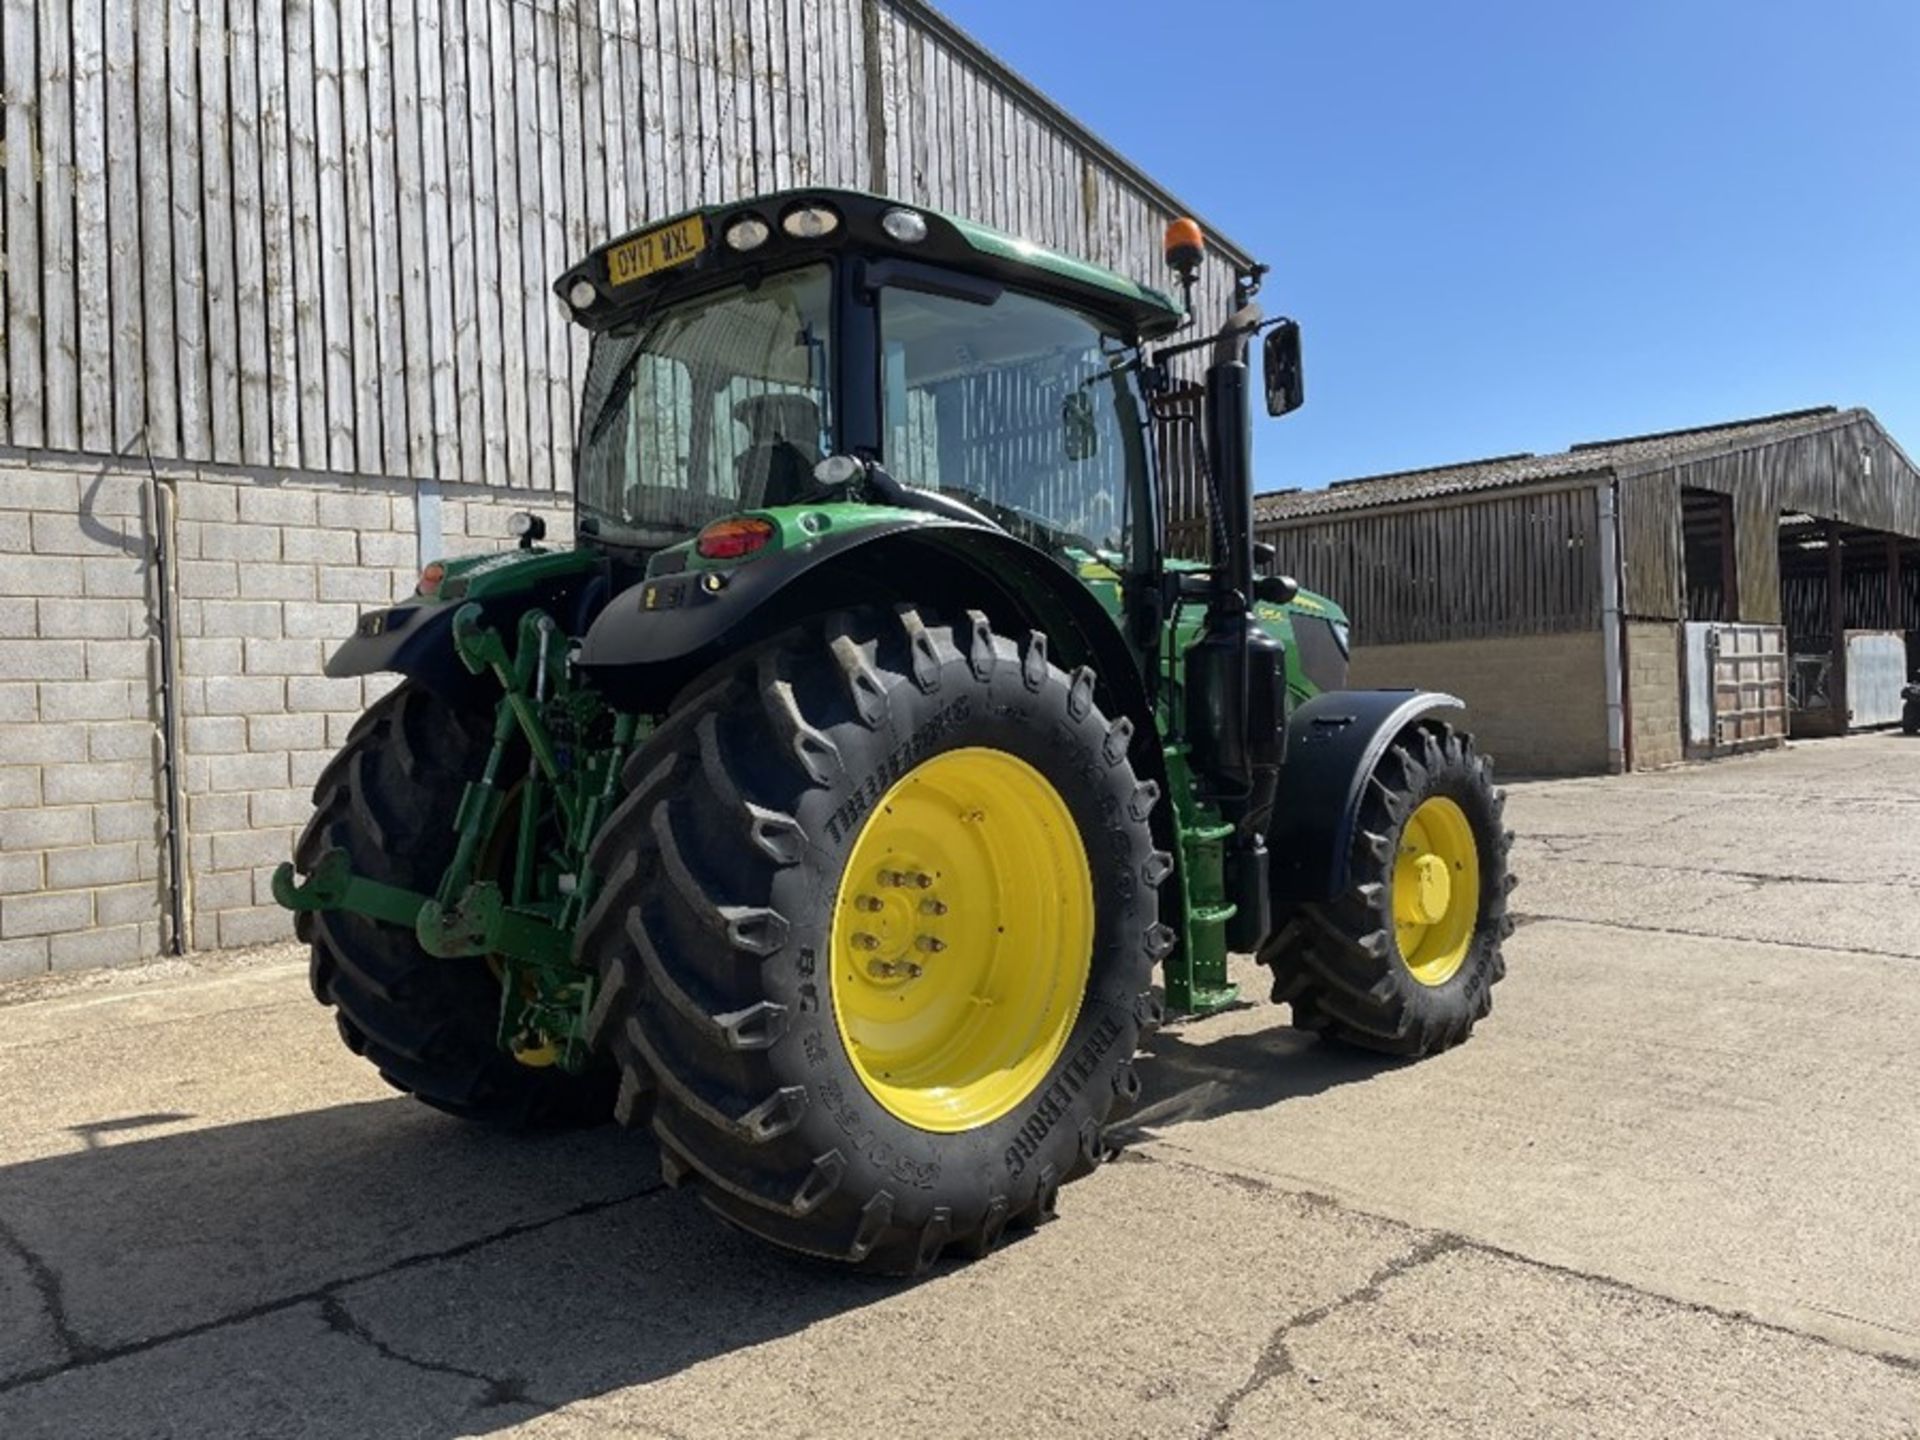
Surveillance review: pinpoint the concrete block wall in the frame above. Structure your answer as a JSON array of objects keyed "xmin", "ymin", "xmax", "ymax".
[
  {"xmin": 1625, "ymin": 622, "xmax": 1684, "ymax": 770},
  {"xmin": 0, "ymin": 449, "xmax": 573, "ymax": 980},
  {"xmin": 1348, "ymin": 629, "xmax": 1611, "ymax": 777},
  {"xmin": 0, "ymin": 468, "xmax": 168, "ymax": 976}
]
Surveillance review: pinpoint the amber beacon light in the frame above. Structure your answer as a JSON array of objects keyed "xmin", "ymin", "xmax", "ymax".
[{"xmin": 1164, "ymin": 217, "xmax": 1205, "ymax": 276}]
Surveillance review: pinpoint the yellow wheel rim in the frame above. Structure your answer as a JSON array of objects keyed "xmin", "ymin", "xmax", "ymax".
[
  {"xmin": 1392, "ymin": 796, "xmax": 1481, "ymax": 987},
  {"xmin": 829, "ymin": 747, "xmax": 1095, "ymax": 1133}
]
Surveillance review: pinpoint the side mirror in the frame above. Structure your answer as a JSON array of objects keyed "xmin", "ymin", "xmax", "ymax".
[
  {"xmin": 1263, "ymin": 320, "xmax": 1304, "ymax": 418},
  {"xmin": 1255, "ymin": 573, "xmax": 1299, "ymax": 605}
]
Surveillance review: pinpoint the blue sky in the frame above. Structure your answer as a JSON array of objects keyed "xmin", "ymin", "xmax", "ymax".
[{"xmin": 940, "ymin": 0, "xmax": 1920, "ymax": 495}]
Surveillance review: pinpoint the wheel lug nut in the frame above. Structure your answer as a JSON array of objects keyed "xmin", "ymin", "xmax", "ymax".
[
  {"xmin": 867, "ymin": 958, "xmax": 923, "ymax": 980},
  {"xmin": 852, "ymin": 932, "xmax": 879, "ymax": 951},
  {"xmin": 911, "ymin": 871, "xmax": 933, "ymax": 889},
  {"xmin": 854, "ymin": 894, "xmax": 882, "ymax": 912},
  {"xmin": 919, "ymin": 898, "xmax": 946, "ymax": 916},
  {"xmin": 915, "ymin": 934, "xmax": 945, "ymax": 953}
]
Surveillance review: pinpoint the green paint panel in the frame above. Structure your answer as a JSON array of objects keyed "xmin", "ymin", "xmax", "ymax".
[
  {"xmin": 436, "ymin": 545, "xmax": 601, "ymax": 602},
  {"xmin": 943, "ymin": 213, "xmax": 1183, "ymax": 324}
]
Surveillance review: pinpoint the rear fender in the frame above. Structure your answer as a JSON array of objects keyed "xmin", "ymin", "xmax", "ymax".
[
  {"xmin": 577, "ymin": 516, "xmax": 1174, "ymax": 868},
  {"xmin": 323, "ymin": 602, "xmax": 475, "ymax": 694},
  {"xmin": 577, "ymin": 519, "xmax": 1146, "ymax": 722},
  {"xmin": 1268, "ymin": 689, "xmax": 1465, "ymax": 904},
  {"xmin": 325, "ymin": 551, "xmax": 610, "ymax": 702},
  {"xmin": 574, "ymin": 516, "xmax": 937, "ymax": 688}
]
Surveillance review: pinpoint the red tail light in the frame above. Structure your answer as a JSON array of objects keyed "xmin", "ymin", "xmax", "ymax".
[
  {"xmin": 416, "ymin": 561, "xmax": 447, "ymax": 596},
  {"xmin": 696, "ymin": 517, "xmax": 776, "ymax": 561}
]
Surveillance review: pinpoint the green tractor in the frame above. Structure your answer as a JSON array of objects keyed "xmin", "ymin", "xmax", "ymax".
[{"xmin": 274, "ymin": 190, "xmax": 1513, "ymax": 1271}]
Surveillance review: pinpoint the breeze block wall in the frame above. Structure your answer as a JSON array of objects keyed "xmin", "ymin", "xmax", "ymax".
[
  {"xmin": 0, "ymin": 465, "xmax": 169, "ymax": 978},
  {"xmin": 0, "ymin": 448, "xmax": 573, "ymax": 981},
  {"xmin": 1624, "ymin": 622, "xmax": 1684, "ymax": 770},
  {"xmin": 1347, "ymin": 630, "xmax": 1612, "ymax": 778}
]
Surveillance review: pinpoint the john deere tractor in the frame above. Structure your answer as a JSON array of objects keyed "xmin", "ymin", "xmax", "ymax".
[{"xmin": 274, "ymin": 191, "xmax": 1513, "ymax": 1272}]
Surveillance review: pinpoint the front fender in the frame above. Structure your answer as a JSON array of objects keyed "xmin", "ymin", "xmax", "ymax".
[{"xmin": 1268, "ymin": 689, "xmax": 1465, "ymax": 904}]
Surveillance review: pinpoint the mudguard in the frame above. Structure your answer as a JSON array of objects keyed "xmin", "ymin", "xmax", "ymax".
[
  {"xmin": 324, "ymin": 601, "xmax": 462, "ymax": 684},
  {"xmin": 575, "ymin": 515, "xmax": 938, "ymax": 677},
  {"xmin": 1267, "ymin": 689, "xmax": 1465, "ymax": 904},
  {"xmin": 575, "ymin": 516, "xmax": 1148, "ymax": 729},
  {"xmin": 324, "ymin": 548, "xmax": 608, "ymax": 700}
]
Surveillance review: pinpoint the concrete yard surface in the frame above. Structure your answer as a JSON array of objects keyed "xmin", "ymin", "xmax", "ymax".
[{"xmin": 2, "ymin": 735, "xmax": 1918, "ymax": 1438}]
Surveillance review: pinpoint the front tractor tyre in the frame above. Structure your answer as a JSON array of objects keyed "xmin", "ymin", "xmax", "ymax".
[
  {"xmin": 299, "ymin": 683, "xmax": 615, "ymax": 1127},
  {"xmin": 576, "ymin": 607, "xmax": 1168, "ymax": 1273},
  {"xmin": 1261, "ymin": 721, "xmax": 1514, "ymax": 1057}
]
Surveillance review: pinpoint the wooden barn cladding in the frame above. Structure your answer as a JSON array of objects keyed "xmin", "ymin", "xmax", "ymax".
[
  {"xmin": 1619, "ymin": 412, "xmax": 1920, "ymax": 623},
  {"xmin": 1261, "ymin": 484, "xmax": 1604, "ymax": 646},
  {"xmin": 0, "ymin": 0, "xmax": 1247, "ymax": 488}
]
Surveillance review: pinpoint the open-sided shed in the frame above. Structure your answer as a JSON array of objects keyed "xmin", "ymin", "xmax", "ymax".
[{"xmin": 1251, "ymin": 407, "xmax": 1920, "ymax": 775}]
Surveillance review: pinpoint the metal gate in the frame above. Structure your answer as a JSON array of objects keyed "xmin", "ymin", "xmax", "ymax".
[
  {"xmin": 1845, "ymin": 630, "xmax": 1909, "ymax": 728},
  {"xmin": 1684, "ymin": 623, "xmax": 1789, "ymax": 757}
]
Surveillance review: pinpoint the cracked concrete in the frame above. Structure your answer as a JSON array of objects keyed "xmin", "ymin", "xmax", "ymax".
[
  {"xmin": 1230, "ymin": 1242, "xmax": 1920, "ymax": 1439},
  {"xmin": 0, "ymin": 735, "xmax": 1917, "ymax": 1437},
  {"xmin": 1207, "ymin": 1232, "xmax": 1471, "ymax": 1434},
  {"xmin": 317, "ymin": 1292, "xmax": 535, "ymax": 1411},
  {"xmin": 0, "ymin": 1223, "xmax": 65, "ymax": 1380},
  {"xmin": 0, "ymin": 1182, "xmax": 671, "ymax": 1399}
]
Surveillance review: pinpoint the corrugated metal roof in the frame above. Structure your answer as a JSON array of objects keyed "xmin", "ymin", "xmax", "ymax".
[{"xmin": 1255, "ymin": 407, "xmax": 1856, "ymax": 521}]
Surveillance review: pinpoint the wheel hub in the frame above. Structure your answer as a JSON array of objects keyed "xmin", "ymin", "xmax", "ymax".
[
  {"xmin": 1394, "ymin": 852, "xmax": 1453, "ymax": 927},
  {"xmin": 1391, "ymin": 796, "xmax": 1482, "ymax": 988},
  {"xmin": 829, "ymin": 747, "xmax": 1094, "ymax": 1133},
  {"xmin": 847, "ymin": 866, "xmax": 942, "ymax": 982}
]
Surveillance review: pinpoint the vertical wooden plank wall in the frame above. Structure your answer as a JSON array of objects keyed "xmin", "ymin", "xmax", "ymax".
[
  {"xmin": 1254, "ymin": 485, "xmax": 1606, "ymax": 646},
  {"xmin": 0, "ymin": 0, "xmax": 1252, "ymax": 490},
  {"xmin": 1618, "ymin": 470, "xmax": 1681, "ymax": 620}
]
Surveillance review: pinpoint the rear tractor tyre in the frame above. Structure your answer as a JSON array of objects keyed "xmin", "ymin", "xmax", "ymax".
[
  {"xmin": 1260, "ymin": 721, "xmax": 1513, "ymax": 1057},
  {"xmin": 576, "ymin": 606, "xmax": 1168, "ymax": 1273},
  {"xmin": 299, "ymin": 682, "xmax": 616, "ymax": 1128}
]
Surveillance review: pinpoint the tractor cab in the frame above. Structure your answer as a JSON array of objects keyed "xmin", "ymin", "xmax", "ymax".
[{"xmin": 556, "ymin": 190, "xmax": 1179, "ymax": 644}]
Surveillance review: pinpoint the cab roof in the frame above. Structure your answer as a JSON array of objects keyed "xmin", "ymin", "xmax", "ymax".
[{"xmin": 556, "ymin": 188, "xmax": 1188, "ymax": 341}]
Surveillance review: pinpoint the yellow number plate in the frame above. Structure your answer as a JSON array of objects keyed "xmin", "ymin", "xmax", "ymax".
[{"xmin": 606, "ymin": 214, "xmax": 707, "ymax": 286}]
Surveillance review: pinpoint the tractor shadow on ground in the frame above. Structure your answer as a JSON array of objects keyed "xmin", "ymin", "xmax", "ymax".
[
  {"xmin": 0, "ymin": 1019, "xmax": 1387, "ymax": 1437},
  {"xmin": 0, "ymin": 1099, "xmax": 917, "ymax": 1437},
  {"xmin": 1113, "ymin": 1010, "xmax": 1405, "ymax": 1148}
]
